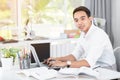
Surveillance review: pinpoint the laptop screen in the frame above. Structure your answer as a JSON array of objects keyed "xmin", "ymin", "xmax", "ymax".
[{"xmin": 31, "ymin": 43, "xmax": 50, "ymax": 63}]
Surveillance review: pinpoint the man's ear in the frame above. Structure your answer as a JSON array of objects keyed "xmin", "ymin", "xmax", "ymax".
[{"xmin": 89, "ymin": 17, "xmax": 93, "ymax": 21}]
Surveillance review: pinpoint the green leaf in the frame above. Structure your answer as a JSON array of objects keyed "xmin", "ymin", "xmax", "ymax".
[
  {"xmin": 9, "ymin": 48, "xmax": 19, "ymax": 53},
  {"xmin": 34, "ymin": 0, "xmax": 50, "ymax": 12}
]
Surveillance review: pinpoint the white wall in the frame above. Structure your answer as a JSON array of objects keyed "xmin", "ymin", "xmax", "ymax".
[{"xmin": 112, "ymin": 0, "xmax": 120, "ymax": 48}]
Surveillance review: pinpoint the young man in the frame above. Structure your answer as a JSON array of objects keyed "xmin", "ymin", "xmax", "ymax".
[{"xmin": 45, "ymin": 6, "xmax": 116, "ymax": 70}]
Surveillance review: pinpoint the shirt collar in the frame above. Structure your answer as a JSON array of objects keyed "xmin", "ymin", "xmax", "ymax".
[{"xmin": 81, "ymin": 24, "xmax": 96, "ymax": 38}]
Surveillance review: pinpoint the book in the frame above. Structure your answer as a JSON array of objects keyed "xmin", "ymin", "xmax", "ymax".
[
  {"xmin": 58, "ymin": 66, "xmax": 99, "ymax": 78},
  {"xmin": 15, "ymin": 66, "xmax": 120, "ymax": 80},
  {"xmin": 17, "ymin": 67, "xmax": 58, "ymax": 80}
]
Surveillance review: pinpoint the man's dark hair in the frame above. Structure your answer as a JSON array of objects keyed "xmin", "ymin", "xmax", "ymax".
[{"xmin": 73, "ymin": 6, "xmax": 91, "ymax": 17}]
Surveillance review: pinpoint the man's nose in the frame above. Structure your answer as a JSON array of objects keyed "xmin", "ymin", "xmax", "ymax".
[{"xmin": 77, "ymin": 20, "xmax": 82, "ymax": 25}]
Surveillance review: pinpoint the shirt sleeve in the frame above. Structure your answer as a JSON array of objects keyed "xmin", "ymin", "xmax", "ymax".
[
  {"xmin": 84, "ymin": 39, "xmax": 106, "ymax": 68},
  {"xmin": 71, "ymin": 42, "xmax": 84, "ymax": 60}
]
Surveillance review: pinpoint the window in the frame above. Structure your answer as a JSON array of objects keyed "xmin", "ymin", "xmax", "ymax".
[
  {"xmin": 21, "ymin": 0, "xmax": 85, "ymax": 38},
  {"xmin": 0, "ymin": 0, "xmax": 17, "ymax": 40},
  {"xmin": 21, "ymin": 0, "xmax": 85, "ymax": 29},
  {"xmin": 0, "ymin": 0, "xmax": 17, "ymax": 27},
  {"xmin": 0, "ymin": 0, "xmax": 85, "ymax": 40}
]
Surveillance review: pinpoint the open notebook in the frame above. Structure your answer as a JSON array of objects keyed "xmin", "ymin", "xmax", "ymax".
[
  {"xmin": 17, "ymin": 66, "xmax": 99, "ymax": 79},
  {"xmin": 58, "ymin": 67, "xmax": 100, "ymax": 78},
  {"xmin": 17, "ymin": 67, "xmax": 58, "ymax": 80},
  {"xmin": 16, "ymin": 65, "xmax": 120, "ymax": 80},
  {"xmin": 17, "ymin": 66, "xmax": 98, "ymax": 79}
]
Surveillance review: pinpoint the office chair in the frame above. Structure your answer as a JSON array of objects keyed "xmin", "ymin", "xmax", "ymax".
[
  {"xmin": 93, "ymin": 18, "xmax": 106, "ymax": 30},
  {"xmin": 114, "ymin": 47, "xmax": 120, "ymax": 72},
  {"xmin": 114, "ymin": 47, "xmax": 120, "ymax": 80}
]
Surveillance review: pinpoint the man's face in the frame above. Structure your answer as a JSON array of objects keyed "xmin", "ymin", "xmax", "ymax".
[{"xmin": 73, "ymin": 11, "xmax": 93, "ymax": 33}]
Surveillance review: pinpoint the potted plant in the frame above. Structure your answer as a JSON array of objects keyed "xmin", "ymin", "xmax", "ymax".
[{"xmin": 0, "ymin": 47, "xmax": 19, "ymax": 69}]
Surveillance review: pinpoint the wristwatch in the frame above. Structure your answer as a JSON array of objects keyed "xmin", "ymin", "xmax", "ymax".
[{"xmin": 66, "ymin": 61, "xmax": 71, "ymax": 68}]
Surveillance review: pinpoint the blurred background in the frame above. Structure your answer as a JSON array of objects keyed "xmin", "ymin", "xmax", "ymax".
[{"xmin": 0, "ymin": 0, "xmax": 120, "ymax": 48}]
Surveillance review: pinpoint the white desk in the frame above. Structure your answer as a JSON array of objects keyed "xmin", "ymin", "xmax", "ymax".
[
  {"xmin": 1, "ymin": 39, "xmax": 120, "ymax": 80},
  {"xmin": 0, "ymin": 68, "xmax": 95, "ymax": 80},
  {"xmin": 0, "ymin": 67, "xmax": 120, "ymax": 80}
]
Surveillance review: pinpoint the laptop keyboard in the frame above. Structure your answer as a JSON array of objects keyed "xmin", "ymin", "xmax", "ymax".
[{"xmin": 48, "ymin": 66, "xmax": 61, "ymax": 71}]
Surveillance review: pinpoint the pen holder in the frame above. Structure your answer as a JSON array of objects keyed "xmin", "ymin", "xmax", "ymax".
[
  {"xmin": 18, "ymin": 52, "xmax": 31, "ymax": 69},
  {"xmin": 18, "ymin": 51, "xmax": 31, "ymax": 69}
]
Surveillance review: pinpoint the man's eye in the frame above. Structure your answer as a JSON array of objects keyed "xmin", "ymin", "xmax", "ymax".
[
  {"xmin": 74, "ymin": 19, "xmax": 78, "ymax": 22},
  {"xmin": 81, "ymin": 17, "xmax": 85, "ymax": 20}
]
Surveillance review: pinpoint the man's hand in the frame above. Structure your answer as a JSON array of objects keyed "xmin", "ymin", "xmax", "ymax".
[
  {"xmin": 43, "ymin": 57, "xmax": 67, "ymax": 67},
  {"xmin": 49, "ymin": 60, "xmax": 67, "ymax": 67},
  {"xmin": 43, "ymin": 57, "xmax": 56, "ymax": 65}
]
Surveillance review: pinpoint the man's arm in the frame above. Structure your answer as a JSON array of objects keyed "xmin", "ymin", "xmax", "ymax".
[
  {"xmin": 55, "ymin": 54, "xmax": 76, "ymax": 61},
  {"xmin": 49, "ymin": 59, "xmax": 90, "ymax": 68},
  {"xmin": 70, "ymin": 59, "xmax": 90, "ymax": 68},
  {"xmin": 44, "ymin": 54, "xmax": 76, "ymax": 65}
]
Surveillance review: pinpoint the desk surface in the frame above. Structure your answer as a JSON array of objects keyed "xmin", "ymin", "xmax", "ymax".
[
  {"xmin": 0, "ymin": 67, "xmax": 120, "ymax": 80},
  {"xmin": 0, "ymin": 68, "xmax": 95, "ymax": 80}
]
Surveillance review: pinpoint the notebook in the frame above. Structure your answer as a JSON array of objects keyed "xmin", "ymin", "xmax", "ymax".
[
  {"xmin": 17, "ymin": 67, "xmax": 58, "ymax": 80},
  {"xmin": 58, "ymin": 67, "xmax": 99, "ymax": 78}
]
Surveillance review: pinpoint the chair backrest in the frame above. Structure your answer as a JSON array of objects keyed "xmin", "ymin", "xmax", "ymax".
[
  {"xmin": 93, "ymin": 18, "xmax": 106, "ymax": 30},
  {"xmin": 114, "ymin": 47, "xmax": 120, "ymax": 72}
]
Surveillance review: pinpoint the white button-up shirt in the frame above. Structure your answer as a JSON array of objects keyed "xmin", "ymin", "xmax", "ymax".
[{"xmin": 71, "ymin": 24, "xmax": 116, "ymax": 69}]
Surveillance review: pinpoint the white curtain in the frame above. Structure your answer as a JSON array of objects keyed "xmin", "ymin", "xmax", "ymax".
[{"xmin": 85, "ymin": 0, "xmax": 114, "ymax": 45}]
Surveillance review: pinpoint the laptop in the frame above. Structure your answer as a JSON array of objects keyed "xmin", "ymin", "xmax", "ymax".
[
  {"xmin": 30, "ymin": 43, "xmax": 62, "ymax": 70},
  {"xmin": 30, "ymin": 43, "xmax": 50, "ymax": 67}
]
